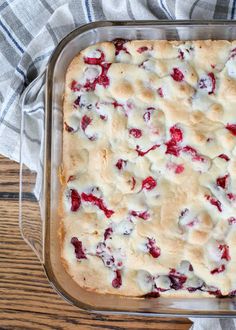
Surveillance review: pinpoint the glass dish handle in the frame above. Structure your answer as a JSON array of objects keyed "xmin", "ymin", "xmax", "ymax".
[{"xmin": 19, "ymin": 70, "xmax": 46, "ymax": 264}]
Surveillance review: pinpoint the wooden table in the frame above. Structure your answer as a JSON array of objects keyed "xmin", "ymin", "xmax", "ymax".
[{"xmin": 0, "ymin": 155, "xmax": 192, "ymax": 329}]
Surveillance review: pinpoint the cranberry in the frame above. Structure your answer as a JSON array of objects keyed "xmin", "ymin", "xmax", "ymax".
[
  {"xmin": 104, "ymin": 227, "xmax": 113, "ymax": 241},
  {"xmin": 82, "ymin": 62, "xmax": 111, "ymax": 91},
  {"xmin": 71, "ymin": 237, "xmax": 87, "ymax": 259},
  {"xmin": 165, "ymin": 140, "xmax": 181, "ymax": 157},
  {"xmin": 112, "ymin": 100, "xmax": 123, "ymax": 108},
  {"xmin": 211, "ymin": 264, "xmax": 225, "ymax": 275},
  {"xmin": 205, "ymin": 195, "xmax": 222, "ymax": 212},
  {"xmin": 175, "ymin": 164, "xmax": 184, "ymax": 174},
  {"xmin": 207, "ymin": 72, "xmax": 216, "ymax": 94},
  {"xmin": 170, "ymin": 126, "xmax": 183, "ymax": 142},
  {"xmin": 84, "ymin": 50, "xmax": 105, "ymax": 65},
  {"xmin": 112, "ymin": 270, "xmax": 122, "ymax": 288},
  {"xmin": 216, "ymin": 174, "xmax": 229, "ymax": 189},
  {"xmin": 168, "ymin": 269, "xmax": 187, "ymax": 290},
  {"xmin": 64, "ymin": 122, "xmax": 74, "ymax": 133},
  {"xmin": 226, "ymin": 124, "xmax": 236, "ymax": 136},
  {"xmin": 74, "ymin": 95, "xmax": 81, "ymax": 106},
  {"xmin": 171, "ymin": 68, "xmax": 184, "ymax": 82},
  {"xmin": 157, "ymin": 87, "xmax": 164, "ymax": 98},
  {"xmin": 130, "ymin": 177, "xmax": 136, "ymax": 190},
  {"xmin": 218, "ymin": 154, "xmax": 230, "ymax": 161},
  {"xmin": 137, "ymin": 46, "xmax": 149, "ymax": 53},
  {"xmin": 112, "ymin": 38, "xmax": 129, "ymax": 56},
  {"xmin": 100, "ymin": 115, "xmax": 106, "ymax": 121},
  {"xmin": 199, "ymin": 72, "xmax": 216, "ymax": 94},
  {"xmin": 129, "ymin": 128, "xmax": 142, "ymax": 138},
  {"xmin": 178, "ymin": 49, "xmax": 184, "ymax": 60},
  {"xmin": 219, "ymin": 244, "xmax": 230, "ymax": 261},
  {"xmin": 143, "ymin": 111, "xmax": 151, "ymax": 122},
  {"xmin": 228, "ymin": 217, "xmax": 236, "ymax": 225},
  {"xmin": 70, "ymin": 189, "xmax": 81, "ymax": 212},
  {"xmin": 165, "ymin": 125, "xmax": 183, "ymax": 157},
  {"xmin": 187, "ymin": 286, "xmax": 203, "ymax": 292},
  {"xmin": 182, "ymin": 145, "xmax": 205, "ymax": 162},
  {"xmin": 81, "ymin": 115, "xmax": 92, "ymax": 132},
  {"xmin": 136, "ymin": 144, "xmax": 160, "ymax": 157},
  {"xmin": 142, "ymin": 176, "xmax": 157, "ymax": 191},
  {"xmin": 227, "ymin": 193, "xmax": 236, "ymax": 201},
  {"xmin": 96, "ymin": 63, "xmax": 111, "ymax": 87},
  {"xmin": 146, "ymin": 238, "xmax": 161, "ymax": 258},
  {"xmin": 81, "ymin": 192, "xmax": 114, "ymax": 218},
  {"xmin": 131, "ymin": 210, "xmax": 150, "ymax": 220},
  {"xmin": 207, "ymin": 288, "xmax": 222, "ymax": 296},
  {"xmin": 71, "ymin": 80, "xmax": 80, "ymax": 92},
  {"xmin": 115, "ymin": 159, "xmax": 127, "ymax": 170}
]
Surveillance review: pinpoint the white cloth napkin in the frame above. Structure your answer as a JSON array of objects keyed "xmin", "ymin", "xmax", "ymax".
[{"xmin": 0, "ymin": 0, "xmax": 235, "ymax": 327}]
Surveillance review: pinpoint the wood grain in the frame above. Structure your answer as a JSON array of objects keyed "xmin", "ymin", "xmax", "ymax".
[{"xmin": 0, "ymin": 155, "xmax": 192, "ymax": 330}]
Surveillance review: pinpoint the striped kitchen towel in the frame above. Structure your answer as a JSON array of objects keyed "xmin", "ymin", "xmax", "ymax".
[{"xmin": 0, "ymin": 1, "xmax": 236, "ymax": 329}]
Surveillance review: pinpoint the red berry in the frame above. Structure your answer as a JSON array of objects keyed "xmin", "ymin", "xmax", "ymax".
[
  {"xmin": 178, "ymin": 50, "xmax": 184, "ymax": 60},
  {"xmin": 182, "ymin": 145, "xmax": 205, "ymax": 162},
  {"xmin": 165, "ymin": 126, "xmax": 183, "ymax": 157},
  {"xmin": 226, "ymin": 124, "xmax": 236, "ymax": 136},
  {"xmin": 129, "ymin": 128, "xmax": 142, "ymax": 138},
  {"xmin": 81, "ymin": 192, "xmax": 114, "ymax": 218},
  {"xmin": 228, "ymin": 217, "xmax": 236, "ymax": 225},
  {"xmin": 71, "ymin": 80, "xmax": 80, "ymax": 92},
  {"xmin": 115, "ymin": 159, "xmax": 127, "ymax": 170},
  {"xmin": 170, "ymin": 126, "xmax": 183, "ymax": 142},
  {"xmin": 112, "ymin": 38, "xmax": 129, "ymax": 56},
  {"xmin": 168, "ymin": 269, "xmax": 187, "ymax": 290},
  {"xmin": 131, "ymin": 210, "xmax": 150, "ymax": 220},
  {"xmin": 130, "ymin": 177, "xmax": 136, "ymax": 190},
  {"xmin": 137, "ymin": 46, "xmax": 149, "ymax": 53},
  {"xmin": 210, "ymin": 264, "xmax": 225, "ymax": 275},
  {"xmin": 142, "ymin": 176, "xmax": 157, "ymax": 191},
  {"xmin": 136, "ymin": 144, "xmax": 160, "ymax": 156},
  {"xmin": 218, "ymin": 154, "xmax": 230, "ymax": 162},
  {"xmin": 112, "ymin": 270, "xmax": 122, "ymax": 288},
  {"xmin": 157, "ymin": 87, "xmax": 164, "ymax": 98},
  {"xmin": 84, "ymin": 50, "xmax": 105, "ymax": 65},
  {"xmin": 227, "ymin": 192, "xmax": 236, "ymax": 201},
  {"xmin": 71, "ymin": 237, "xmax": 87, "ymax": 259},
  {"xmin": 199, "ymin": 72, "xmax": 216, "ymax": 94},
  {"xmin": 81, "ymin": 115, "xmax": 92, "ymax": 132},
  {"xmin": 219, "ymin": 244, "xmax": 230, "ymax": 261},
  {"xmin": 216, "ymin": 174, "xmax": 229, "ymax": 189},
  {"xmin": 171, "ymin": 68, "xmax": 184, "ymax": 82},
  {"xmin": 104, "ymin": 227, "xmax": 113, "ymax": 241},
  {"xmin": 205, "ymin": 195, "xmax": 222, "ymax": 212},
  {"xmin": 146, "ymin": 238, "xmax": 161, "ymax": 258},
  {"xmin": 70, "ymin": 189, "xmax": 81, "ymax": 212}
]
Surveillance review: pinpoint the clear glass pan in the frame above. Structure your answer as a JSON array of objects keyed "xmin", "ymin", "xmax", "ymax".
[{"xmin": 20, "ymin": 20, "xmax": 236, "ymax": 317}]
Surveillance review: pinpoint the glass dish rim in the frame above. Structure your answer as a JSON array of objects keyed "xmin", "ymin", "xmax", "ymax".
[{"xmin": 44, "ymin": 20, "xmax": 236, "ymax": 317}]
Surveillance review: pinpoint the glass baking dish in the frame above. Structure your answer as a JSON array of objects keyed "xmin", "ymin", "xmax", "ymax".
[{"xmin": 19, "ymin": 20, "xmax": 236, "ymax": 317}]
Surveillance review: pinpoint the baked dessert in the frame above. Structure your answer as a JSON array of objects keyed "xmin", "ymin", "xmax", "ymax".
[{"xmin": 61, "ymin": 39, "xmax": 236, "ymax": 298}]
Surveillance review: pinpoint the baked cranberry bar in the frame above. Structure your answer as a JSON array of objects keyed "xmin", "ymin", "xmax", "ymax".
[{"xmin": 61, "ymin": 39, "xmax": 236, "ymax": 297}]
